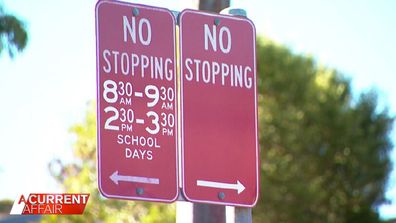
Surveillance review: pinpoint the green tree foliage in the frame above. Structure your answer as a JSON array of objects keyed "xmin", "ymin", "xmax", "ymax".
[
  {"xmin": 0, "ymin": 4, "xmax": 28, "ymax": 57},
  {"xmin": 0, "ymin": 199, "xmax": 13, "ymax": 213},
  {"xmin": 254, "ymin": 38, "xmax": 394, "ymax": 223},
  {"xmin": 41, "ymin": 103, "xmax": 175, "ymax": 223}
]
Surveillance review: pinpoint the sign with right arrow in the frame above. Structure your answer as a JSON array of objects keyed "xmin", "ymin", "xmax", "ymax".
[{"xmin": 179, "ymin": 9, "xmax": 260, "ymax": 207}]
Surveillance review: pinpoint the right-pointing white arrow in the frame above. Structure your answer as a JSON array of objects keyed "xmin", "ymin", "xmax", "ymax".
[{"xmin": 196, "ymin": 180, "xmax": 245, "ymax": 194}]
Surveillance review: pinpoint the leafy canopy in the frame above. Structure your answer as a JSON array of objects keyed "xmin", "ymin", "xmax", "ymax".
[
  {"xmin": 254, "ymin": 38, "xmax": 393, "ymax": 223},
  {"xmin": 0, "ymin": 5, "xmax": 28, "ymax": 57}
]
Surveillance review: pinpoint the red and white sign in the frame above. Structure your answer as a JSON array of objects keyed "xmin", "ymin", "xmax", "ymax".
[
  {"xmin": 96, "ymin": 1, "xmax": 178, "ymax": 202},
  {"xmin": 180, "ymin": 9, "xmax": 259, "ymax": 207}
]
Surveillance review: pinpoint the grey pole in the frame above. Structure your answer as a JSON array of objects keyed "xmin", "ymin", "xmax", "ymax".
[
  {"xmin": 190, "ymin": 1, "xmax": 231, "ymax": 222},
  {"xmin": 195, "ymin": 5, "xmax": 252, "ymax": 223},
  {"xmin": 220, "ymin": 7, "xmax": 252, "ymax": 223},
  {"xmin": 234, "ymin": 207, "xmax": 252, "ymax": 223}
]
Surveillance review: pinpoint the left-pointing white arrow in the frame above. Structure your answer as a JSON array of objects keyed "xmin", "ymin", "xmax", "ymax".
[
  {"xmin": 110, "ymin": 171, "xmax": 160, "ymax": 185},
  {"xmin": 197, "ymin": 180, "xmax": 245, "ymax": 194}
]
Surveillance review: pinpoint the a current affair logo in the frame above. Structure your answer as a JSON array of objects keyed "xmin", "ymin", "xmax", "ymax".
[{"xmin": 10, "ymin": 193, "xmax": 90, "ymax": 215}]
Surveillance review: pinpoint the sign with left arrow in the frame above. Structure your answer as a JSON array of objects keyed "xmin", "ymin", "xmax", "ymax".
[{"xmin": 95, "ymin": 1, "xmax": 178, "ymax": 202}]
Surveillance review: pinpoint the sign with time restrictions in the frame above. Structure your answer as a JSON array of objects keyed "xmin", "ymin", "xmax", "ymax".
[
  {"xmin": 95, "ymin": 1, "xmax": 178, "ymax": 202},
  {"xmin": 180, "ymin": 9, "xmax": 259, "ymax": 207}
]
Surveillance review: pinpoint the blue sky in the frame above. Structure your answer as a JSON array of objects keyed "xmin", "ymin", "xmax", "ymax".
[{"xmin": 0, "ymin": 0, "xmax": 395, "ymax": 219}]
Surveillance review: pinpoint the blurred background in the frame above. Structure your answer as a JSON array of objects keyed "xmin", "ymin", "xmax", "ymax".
[{"xmin": 0, "ymin": 0, "xmax": 395, "ymax": 222}]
